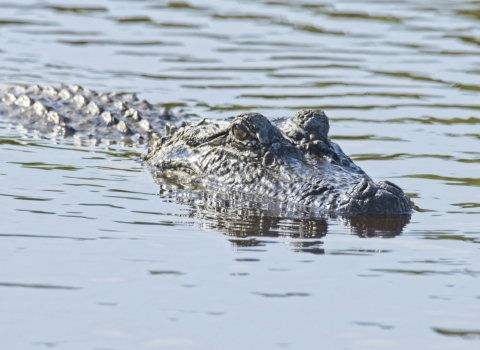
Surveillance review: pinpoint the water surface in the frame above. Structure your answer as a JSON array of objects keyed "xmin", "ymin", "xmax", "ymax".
[{"xmin": 0, "ymin": 0, "xmax": 479, "ymax": 349}]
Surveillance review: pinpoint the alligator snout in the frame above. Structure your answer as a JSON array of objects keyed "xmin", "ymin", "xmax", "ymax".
[
  {"xmin": 347, "ymin": 179, "xmax": 377, "ymax": 199},
  {"xmin": 340, "ymin": 180, "xmax": 412, "ymax": 215}
]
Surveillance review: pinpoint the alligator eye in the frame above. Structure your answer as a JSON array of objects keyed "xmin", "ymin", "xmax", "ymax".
[{"xmin": 233, "ymin": 125, "xmax": 248, "ymax": 141}]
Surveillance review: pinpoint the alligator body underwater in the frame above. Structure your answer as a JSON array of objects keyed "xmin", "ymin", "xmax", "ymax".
[{"xmin": 0, "ymin": 85, "xmax": 412, "ymax": 216}]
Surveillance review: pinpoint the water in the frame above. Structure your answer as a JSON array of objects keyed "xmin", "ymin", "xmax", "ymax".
[{"xmin": 0, "ymin": 0, "xmax": 479, "ymax": 349}]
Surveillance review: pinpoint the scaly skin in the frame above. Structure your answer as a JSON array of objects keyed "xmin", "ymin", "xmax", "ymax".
[
  {"xmin": 145, "ymin": 110, "xmax": 413, "ymax": 216},
  {"xmin": 1, "ymin": 85, "xmax": 412, "ymax": 216},
  {"xmin": 0, "ymin": 84, "xmax": 189, "ymax": 144}
]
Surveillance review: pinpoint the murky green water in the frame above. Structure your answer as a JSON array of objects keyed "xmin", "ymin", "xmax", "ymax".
[{"xmin": 1, "ymin": 0, "xmax": 479, "ymax": 349}]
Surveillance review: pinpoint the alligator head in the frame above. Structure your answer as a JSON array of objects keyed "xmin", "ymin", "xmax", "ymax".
[{"xmin": 144, "ymin": 109, "xmax": 412, "ymax": 216}]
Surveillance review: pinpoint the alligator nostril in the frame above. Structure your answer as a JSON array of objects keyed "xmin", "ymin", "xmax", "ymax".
[
  {"xmin": 377, "ymin": 180, "xmax": 404, "ymax": 196},
  {"xmin": 383, "ymin": 180, "xmax": 401, "ymax": 191},
  {"xmin": 347, "ymin": 180, "xmax": 377, "ymax": 200},
  {"xmin": 359, "ymin": 181, "xmax": 369, "ymax": 193}
]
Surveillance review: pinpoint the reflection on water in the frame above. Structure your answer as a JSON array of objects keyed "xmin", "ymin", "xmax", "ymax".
[
  {"xmin": 0, "ymin": 0, "xmax": 480, "ymax": 349},
  {"xmin": 157, "ymin": 185, "xmax": 411, "ymax": 241}
]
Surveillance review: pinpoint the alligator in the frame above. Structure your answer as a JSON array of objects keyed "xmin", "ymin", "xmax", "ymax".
[
  {"xmin": 0, "ymin": 85, "xmax": 413, "ymax": 217},
  {"xmin": 145, "ymin": 110, "xmax": 413, "ymax": 216}
]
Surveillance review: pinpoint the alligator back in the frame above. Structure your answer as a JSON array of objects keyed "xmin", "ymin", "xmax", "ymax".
[{"xmin": 0, "ymin": 84, "xmax": 188, "ymax": 144}]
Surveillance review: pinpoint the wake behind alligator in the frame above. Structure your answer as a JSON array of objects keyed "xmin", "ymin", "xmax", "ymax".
[{"xmin": 0, "ymin": 85, "xmax": 413, "ymax": 218}]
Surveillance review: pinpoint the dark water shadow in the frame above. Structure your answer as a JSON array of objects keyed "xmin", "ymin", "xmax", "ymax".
[{"xmin": 156, "ymin": 185, "xmax": 411, "ymax": 245}]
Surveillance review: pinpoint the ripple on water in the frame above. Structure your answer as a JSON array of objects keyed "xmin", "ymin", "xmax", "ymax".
[
  {"xmin": 1, "ymin": 0, "xmax": 480, "ymax": 347},
  {"xmin": 432, "ymin": 328, "xmax": 480, "ymax": 339},
  {"xmin": 0, "ymin": 282, "xmax": 81, "ymax": 290}
]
